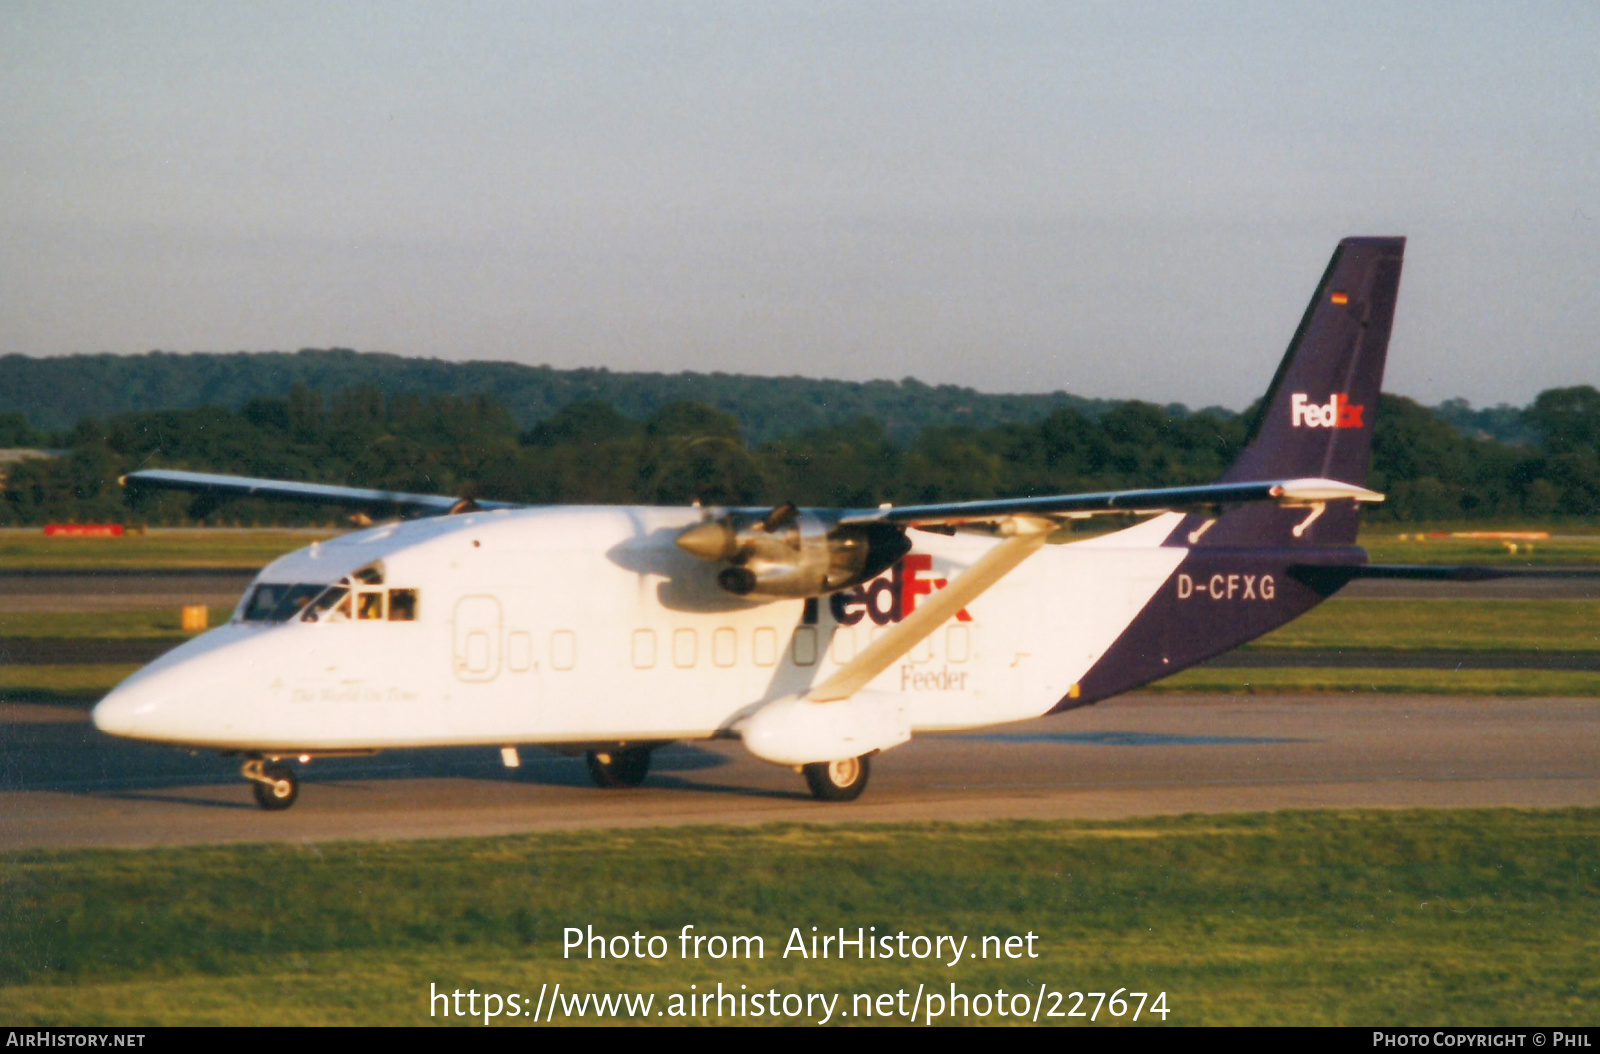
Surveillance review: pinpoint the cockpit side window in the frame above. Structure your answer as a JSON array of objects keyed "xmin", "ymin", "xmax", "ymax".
[
  {"xmin": 356, "ymin": 590, "xmax": 386, "ymax": 620},
  {"xmin": 301, "ymin": 585, "xmax": 352, "ymax": 623},
  {"xmin": 388, "ymin": 588, "xmax": 418, "ymax": 621}
]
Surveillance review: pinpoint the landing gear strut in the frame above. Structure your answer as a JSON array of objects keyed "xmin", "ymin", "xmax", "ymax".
[
  {"xmin": 585, "ymin": 746, "xmax": 653, "ymax": 788},
  {"xmin": 242, "ymin": 757, "xmax": 299, "ymax": 811},
  {"xmin": 803, "ymin": 755, "xmax": 871, "ymax": 802}
]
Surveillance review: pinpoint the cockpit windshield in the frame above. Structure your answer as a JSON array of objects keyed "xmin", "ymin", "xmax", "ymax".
[
  {"xmin": 240, "ymin": 563, "xmax": 418, "ymax": 625},
  {"xmin": 301, "ymin": 586, "xmax": 352, "ymax": 623},
  {"xmin": 242, "ymin": 583, "xmax": 325, "ymax": 622}
]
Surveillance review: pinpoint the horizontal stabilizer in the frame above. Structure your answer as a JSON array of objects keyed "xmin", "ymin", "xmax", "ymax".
[{"xmin": 1290, "ymin": 562, "xmax": 1600, "ymax": 592}]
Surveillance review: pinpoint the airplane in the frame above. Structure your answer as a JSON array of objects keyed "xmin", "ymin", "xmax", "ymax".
[{"xmin": 90, "ymin": 236, "xmax": 1576, "ymax": 810}]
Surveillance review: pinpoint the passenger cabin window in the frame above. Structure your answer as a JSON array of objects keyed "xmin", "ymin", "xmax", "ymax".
[
  {"xmin": 832, "ymin": 627, "xmax": 855, "ymax": 664},
  {"xmin": 946, "ymin": 624, "xmax": 971, "ymax": 663},
  {"xmin": 507, "ymin": 631, "xmax": 532, "ymax": 672},
  {"xmin": 792, "ymin": 627, "xmax": 818, "ymax": 667},
  {"xmin": 753, "ymin": 627, "xmax": 778, "ymax": 667},
  {"xmin": 551, "ymin": 631, "xmax": 576, "ymax": 671},
  {"xmin": 673, "ymin": 629, "xmax": 697, "ymax": 669},
  {"xmin": 712, "ymin": 627, "xmax": 737, "ymax": 668},
  {"xmin": 632, "ymin": 629, "xmax": 657, "ymax": 669}
]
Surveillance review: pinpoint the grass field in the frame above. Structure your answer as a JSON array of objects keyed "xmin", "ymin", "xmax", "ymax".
[
  {"xmin": 1249, "ymin": 599, "xmax": 1600, "ymax": 653},
  {"xmin": 1151, "ymin": 666, "xmax": 1600, "ymax": 696},
  {"xmin": 1356, "ymin": 527, "xmax": 1600, "ymax": 569},
  {"xmin": 0, "ymin": 528, "xmax": 335, "ymax": 570},
  {"xmin": 0, "ymin": 609, "xmax": 223, "ymax": 640},
  {"xmin": 0, "ymin": 810, "xmax": 1594, "ymax": 1026},
  {"xmin": 0, "ymin": 664, "xmax": 140, "ymax": 704}
]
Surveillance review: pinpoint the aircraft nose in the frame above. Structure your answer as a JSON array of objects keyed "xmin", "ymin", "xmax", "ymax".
[
  {"xmin": 90, "ymin": 623, "xmax": 268, "ymax": 744},
  {"xmin": 91, "ymin": 678, "xmax": 165, "ymax": 739}
]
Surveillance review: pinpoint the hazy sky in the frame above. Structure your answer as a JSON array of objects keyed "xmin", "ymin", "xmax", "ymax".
[{"xmin": 3, "ymin": 2, "xmax": 1597, "ymax": 409}]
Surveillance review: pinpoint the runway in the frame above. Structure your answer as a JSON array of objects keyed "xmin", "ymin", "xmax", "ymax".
[
  {"xmin": 0, "ymin": 570, "xmax": 252, "ymax": 613},
  {"xmin": 3, "ymin": 692, "xmax": 1596, "ymax": 852}
]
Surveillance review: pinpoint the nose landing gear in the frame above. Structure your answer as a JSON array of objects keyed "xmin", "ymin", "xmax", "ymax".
[{"xmin": 242, "ymin": 757, "xmax": 299, "ymax": 811}]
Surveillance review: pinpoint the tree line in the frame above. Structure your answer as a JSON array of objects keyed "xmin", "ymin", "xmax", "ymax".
[
  {"xmin": 3, "ymin": 383, "xmax": 1599, "ymax": 526},
  {"xmin": 0, "ymin": 349, "xmax": 1114, "ymax": 443}
]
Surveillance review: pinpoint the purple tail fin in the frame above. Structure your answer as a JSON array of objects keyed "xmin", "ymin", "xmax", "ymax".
[
  {"xmin": 1192, "ymin": 236, "xmax": 1405, "ymax": 548},
  {"xmin": 1065, "ymin": 239, "xmax": 1406, "ymax": 710}
]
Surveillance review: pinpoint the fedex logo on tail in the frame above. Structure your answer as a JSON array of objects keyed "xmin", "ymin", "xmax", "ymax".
[{"xmin": 1291, "ymin": 392, "xmax": 1364, "ymax": 429}]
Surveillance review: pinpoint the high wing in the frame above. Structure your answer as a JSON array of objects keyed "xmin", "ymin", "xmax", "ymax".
[
  {"xmin": 804, "ymin": 477, "xmax": 1382, "ymax": 702},
  {"xmin": 838, "ymin": 476, "xmax": 1382, "ymax": 532},
  {"xmin": 120, "ymin": 469, "xmax": 523, "ymax": 519}
]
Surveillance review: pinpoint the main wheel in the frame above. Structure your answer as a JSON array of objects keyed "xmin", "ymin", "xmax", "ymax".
[
  {"xmin": 585, "ymin": 747, "xmax": 652, "ymax": 789},
  {"xmin": 802, "ymin": 755, "xmax": 871, "ymax": 802},
  {"xmin": 251, "ymin": 762, "xmax": 299, "ymax": 811}
]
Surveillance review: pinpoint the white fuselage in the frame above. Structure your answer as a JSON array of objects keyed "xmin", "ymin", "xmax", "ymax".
[{"xmin": 91, "ymin": 506, "xmax": 1186, "ymax": 757}]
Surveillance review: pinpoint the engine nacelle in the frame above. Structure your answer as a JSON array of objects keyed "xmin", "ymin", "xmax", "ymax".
[{"xmin": 676, "ymin": 507, "xmax": 910, "ymax": 599}]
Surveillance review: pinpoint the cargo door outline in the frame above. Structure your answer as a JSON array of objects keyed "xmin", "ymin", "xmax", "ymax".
[{"xmin": 453, "ymin": 595, "xmax": 503, "ymax": 682}]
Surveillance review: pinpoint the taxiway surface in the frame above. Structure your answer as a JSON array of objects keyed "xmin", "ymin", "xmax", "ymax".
[{"xmin": 3, "ymin": 692, "xmax": 1595, "ymax": 852}]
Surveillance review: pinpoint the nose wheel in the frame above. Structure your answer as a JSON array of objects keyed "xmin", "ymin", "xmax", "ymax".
[{"xmin": 242, "ymin": 758, "xmax": 299, "ymax": 811}]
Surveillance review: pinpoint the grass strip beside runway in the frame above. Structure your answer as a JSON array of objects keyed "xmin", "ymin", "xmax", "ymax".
[
  {"xmin": 1361, "ymin": 533, "xmax": 1600, "ymax": 566},
  {"xmin": 0, "ymin": 809, "xmax": 1595, "ymax": 1026},
  {"xmin": 0, "ymin": 610, "xmax": 223, "ymax": 640},
  {"xmin": 0, "ymin": 529, "xmax": 335, "ymax": 571},
  {"xmin": 0, "ymin": 664, "xmax": 140, "ymax": 704},
  {"xmin": 1250, "ymin": 599, "xmax": 1600, "ymax": 653},
  {"xmin": 1153, "ymin": 666, "xmax": 1600, "ymax": 696},
  {"xmin": 10, "ymin": 660, "xmax": 1600, "ymax": 706}
]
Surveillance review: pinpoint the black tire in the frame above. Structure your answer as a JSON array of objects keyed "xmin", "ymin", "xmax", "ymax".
[
  {"xmin": 803, "ymin": 755, "xmax": 871, "ymax": 802},
  {"xmin": 585, "ymin": 746, "xmax": 652, "ymax": 789},
  {"xmin": 251, "ymin": 762, "xmax": 298, "ymax": 811}
]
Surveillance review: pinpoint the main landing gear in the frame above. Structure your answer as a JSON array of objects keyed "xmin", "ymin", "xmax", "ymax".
[
  {"xmin": 242, "ymin": 757, "xmax": 299, "ymax": 811},
  {"xmin": 585, "ymin": 746, "xmax": 653, "ymax": 788},
  {"xmin": 802, "ymin": 755, "xmax": 871, "ymax": 802}
]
